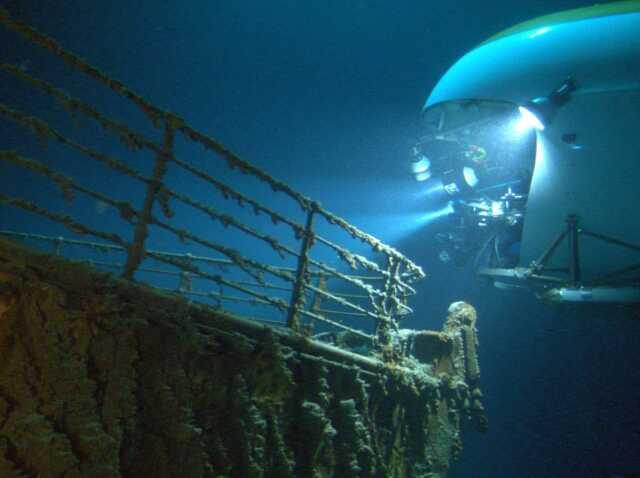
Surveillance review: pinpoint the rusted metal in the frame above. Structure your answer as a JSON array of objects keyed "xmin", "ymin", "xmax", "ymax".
[
  {"xmin": 286, "ymin": 207, "xmax": 316, "ymax": 331},
  {"xmin": 0, "ymin": 9, "xmax": 425, "ymax": 360},
  {"xmin": 122, "ymin": 125, "xmax": 174, "ymax": 279},
  {"xmin": 374, "ymin": 257, "xmax": 401, "ymax": 357},
  {"xmin": 0, "ymin": 7, "xmax": 424, "ymax": 280},
  {"xmin": 0, "ymin": 194, "xmax": 127, "ymax": 245}
]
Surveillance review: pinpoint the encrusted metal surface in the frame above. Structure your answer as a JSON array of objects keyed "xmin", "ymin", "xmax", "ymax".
[{"xmin": 0, "ymin": 6, "xmax": 424, "ymax": 356}]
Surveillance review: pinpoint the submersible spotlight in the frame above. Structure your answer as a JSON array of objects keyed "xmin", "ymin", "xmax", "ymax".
[
  {"xmin": 516, "ymin": 106, "xmax": 545, "ymax": 132},
  {"xmin": 439, "ymin": 167, "xmax": 479, "ymax": 197},
  {"xmin": 411, "ymin": 155, "xmax": 432, "ymax": 182},
  {"xmin": 517, "ymin": 78, "xmax": 577, "ymax": 132},
  {"xmin": 411, "ymin": 155, "xmax": 431, "ymax": 174},
  {"xmin": 462, "ymin": 166, "xmax": 479, "ymax": 188}
]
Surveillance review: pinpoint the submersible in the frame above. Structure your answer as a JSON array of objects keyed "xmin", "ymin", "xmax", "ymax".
[{"xmin": 414, "ymin": 1, "xmax": 640, "ymax": 304}]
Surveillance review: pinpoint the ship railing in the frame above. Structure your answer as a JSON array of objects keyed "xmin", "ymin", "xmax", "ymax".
[{"xmin": 0, "ymin": 7, "xmax": 424, "ymax": 358}]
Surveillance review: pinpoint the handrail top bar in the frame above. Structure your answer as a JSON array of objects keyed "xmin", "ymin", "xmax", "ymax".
[{"xmin": 0, "ymin": 231, "xmax": 387, "ymax": 282}]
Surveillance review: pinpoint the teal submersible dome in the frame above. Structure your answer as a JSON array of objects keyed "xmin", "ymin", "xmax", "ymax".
[{"xmin": 413, "ymin": 1, "xmax": 640, "ymax": 304}]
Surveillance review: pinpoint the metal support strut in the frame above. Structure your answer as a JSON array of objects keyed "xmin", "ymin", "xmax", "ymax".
[
  {"xmin": 287, "ymin": 205, "xmax": 316, "ymax": 331},
  {"xmin": 567, "ymin": 214, "xmax": 581, "ymax": 285}
]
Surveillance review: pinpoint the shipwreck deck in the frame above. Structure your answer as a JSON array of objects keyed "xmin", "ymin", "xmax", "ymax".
[{"xmin": 0, "ymin": 238, "xmax": 485, "ymax": 478}]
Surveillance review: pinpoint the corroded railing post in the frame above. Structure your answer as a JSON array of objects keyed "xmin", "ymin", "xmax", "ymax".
[
  {"xmin": 375, "ymin": 257, "xmax": 401, "ymax": 361},
  {"xmin": 287, "ymin": 204, "xmax": 316, "ymax": 332},
  {"xmin": 122, "ymin": 124, "xmax": 174, "ymax": 279}
]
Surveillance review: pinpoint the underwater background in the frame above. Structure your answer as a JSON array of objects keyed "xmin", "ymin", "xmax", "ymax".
[{"xmin": 1, "ymin": 0, "xmax": 639, "ymax": 476}]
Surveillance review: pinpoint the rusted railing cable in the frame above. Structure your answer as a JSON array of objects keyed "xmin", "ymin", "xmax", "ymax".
[
  {"xmin": 145, "ymin": 250, "xmax": 231, "ymax": 267},
  {"xmin": 324, "ymin": 292, "xmax": 374, "ymax": 299},
  {"xmin": 0, "ymin": 6, "xmax": 170, "ymax": 129},
  {"xmin": 0, "ymin": 185, "xmax": 394, "ymax": 322},
  {"xmin": 149, "ymin": 215, "xmax": 296, "ymax": 285},
  {"xmin": 0, "ymin": 7, "xmax": 427, "ymax": 347},
  {"xmin": 314, "ymin": 309, "xmax": 368, "ymax": 318},
  {"xmin": 0, "ymin": 104, "xmax": 150, "ymax": 183},
  {"xmin": 0, "ymin": 112, "xmax": 404, "ymax": 320},
  {"xmin": 0, "ymin": 7, "xmax": 423, "ymax": 279},
  {"xmin": 0, "ymin": 230, "xmax": 124, "ymax": 253},
  {"xmin": 154, "ymin": 155, "xmax": 304, "ymax": 234},
  {"xmin": 298, "ymin": 309, "xmax": 373, "ymax": 339},
  {"xmin": 178, "ymin": 125, "xmax": 311, "ymax": 210},
  {"xmin": 0, "ymin": 8, "xmax": 311, "ymax": 208},
  {"xmin": 1, "ymin": 78, "xmax": 415, "ymax": 283},
  {"xmin": 170, "ymin": 153, "xmax": 407, "ymax": 280},
  {"xmin": 0, "ymin": 150, "xmax": 138, "ymax": 221},
  {"xmin": 147, "ymin": 254, "xmax": 386, "ymax": 339},
  {"xmin": 1, "ymin": 64, "xmax": 394, "ymax": 275},
  {"xmin": 0, "ymin": 195, "xmax": 388, "ymax": 327},
  {"xmin": 155, "ymin": 287, "xmax": 272, "ymax": 307},
  {"xmin": 313, "ymin": 233, "xmax": 416, "ymax": 288},
  {"xmin": 0, "ymin": 110, "xmax": 302, "ymax": 276},
  {"xmin": 305, "ymin": 282, "xmax": 381, "ymax": 321},
  {"xmin": 150, "ymin": 217, "xmax": 395, "ymax": 310},
  {"xmin": 145, "ymin": 251, "xmax": 290, "ymax": 312},
  {"xmin": 163, "ymin": 186, "xmax": 295, "ymax": 260},
  {"xmin": 0, "ymin": 194, "xmax": 126, "ymax": 245},
  {"xmin": 97, "ymin": 261, "xmax": 294, "ymax": 293},
  {"xmin": 0, "ymin": 198, "xmax": 285, "ymax": 312},
  {"xmin": 314, "ymin": 203, "xmax": 424, "ymax": 279},
  {"xmin": 0, "ymin": 63, "xmax": 161, "ymax": 154},
  {"xmin": 314, "ymin": 234, "xmax": 422, "ymax": 294},
  {"xmin": 307, "ymin": 259, "xmax": 386, "ymax": 299},
  {"xmin": 1, "ymin": 107, "xmax": 416, "ymax": 326},
  {"xmin": 0, "ymin": 231, "xmax": 389, "ymax": 286}
]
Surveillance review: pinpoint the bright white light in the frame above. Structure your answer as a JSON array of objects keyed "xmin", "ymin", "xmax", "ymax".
[
  {"xmin": 419, "ymin": 202, "xmax": 455, "ymax": 225},
  {"xmin": 516, "ymin": 106, "xmax": 545, "ymax": 133},
  {"xmin": 490, "ymin": 201, "xmax": 504, "ymax": 217},
  {"xmin": 462, "ymin": 166, "xmax": 479, "ymax": 188},
  {"xmin": 415, "ymin": 170, "xmax": 432, "ymax": 182},
  {"xmin": 529, "ymin": 27, "xmax": 551, "ymax": 39},
  {"xmin": 411, "ymin": 156, "xmax": 431, "ymax": 174}
]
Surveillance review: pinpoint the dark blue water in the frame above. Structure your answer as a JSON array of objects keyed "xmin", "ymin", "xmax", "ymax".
[{"xmin": 2, "ymin": 1, "xmax": 639, "ymax": 476}]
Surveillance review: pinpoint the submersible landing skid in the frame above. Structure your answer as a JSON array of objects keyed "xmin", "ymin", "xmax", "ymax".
[{"xmin": 479, "ymin": 215, "xmax": 640, "ymax": 304}]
